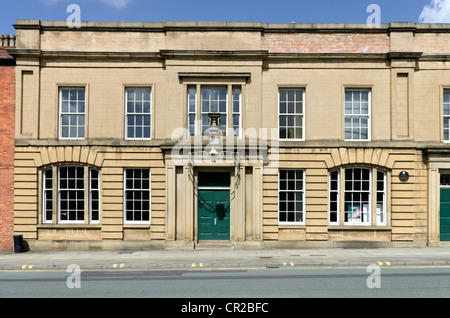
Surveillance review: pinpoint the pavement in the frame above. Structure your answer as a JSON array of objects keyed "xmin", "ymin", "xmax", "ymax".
[{"xmin": 2, "ymin": 246, "xmax": 450, "ymax": 270}]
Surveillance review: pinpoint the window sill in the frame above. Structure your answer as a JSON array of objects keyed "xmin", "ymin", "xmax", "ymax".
[
  {"xmin": 123, "ymin": 224, "xmax": 151, "ymax": 229},
  {"xmin": 278, "ymin": 225, "xmax": 306, "ymax": 229},
  {"xmin": 38, "ymin": 224, "xmax": 101, "ymax": 228},
  {"xmin": 328, "ymin": 225, "xmax": 391, "ymax": 231}
]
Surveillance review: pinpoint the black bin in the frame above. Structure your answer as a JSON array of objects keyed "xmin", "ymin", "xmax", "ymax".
[{"xmin": 14, "ymin": 234, "xmax": 24, "ymax": 253}]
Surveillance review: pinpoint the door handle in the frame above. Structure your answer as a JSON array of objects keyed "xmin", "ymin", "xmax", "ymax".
[{"xmin": 214, "ymin": 218, "xmax": 217, "ymax": 225}]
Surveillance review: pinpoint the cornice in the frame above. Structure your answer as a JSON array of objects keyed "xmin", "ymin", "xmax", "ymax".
[
  {"xmin": 10, "ymin": 48, "xmax": 442, "ymax": 63},
  {"xmin": 12, "ymin": 20, "xmax": 450, "ymax": 34}
]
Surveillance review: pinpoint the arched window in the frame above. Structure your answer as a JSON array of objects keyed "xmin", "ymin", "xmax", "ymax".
[
  {"xmin": 42, "ymin": 165, "xmax": 100, "ymax": 224},
  {"xmin": 329, "ymin": 166, "xmax": 387, "ymax": 226}
]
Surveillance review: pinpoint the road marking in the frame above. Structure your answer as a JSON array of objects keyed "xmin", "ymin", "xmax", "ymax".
[
  {"xmin": 21, "ymin": 265, "xmax": 33, "ymax": 270},
  {"xmin": 377, "ymin": 261, "xmax": 391, "ymax": 266}
]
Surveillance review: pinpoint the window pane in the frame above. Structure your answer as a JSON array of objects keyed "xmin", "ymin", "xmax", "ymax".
[
  {"xmin": 202, "ymin": 101, "xmax": 209, "ymax": 113},
  {"xmin": 233, "ymin": 114, "xmax": 239, "ymax": 126},
  {"xmin": 441, "ymin": 174, "xmax": 450, "ymax": 186},
  {"xmin": 43, "ymin": 169, "xmax": 53, "ymax": 223},
  {"xmin": 361, "ymin": 101, "xmax": 368, "ymax": 115},
  {"xmin": 60, "ymin": 88, "xmax": 85, "ymax": 139},
  {"xmin": 59, "ymin": 166, "xmax": 84, "ymax": 222},
  {"xmin": 444, "ymin": 90, "xmax": 450, "ymax": 141},
  {"xmin": 78, "ymin": 101, "xmax": 85, "ymax": 113},
  {"xmin": 126, "ymin": 88, "xmax": 151, "ymax": 139},
  {"xmin": 279, "ymin": 90, "xmax": 287, "ymax": 102},
  {"xmin": 376, "ymin": 171, "xmax": 386, "ymax": 225},
  {"xmin": 124, "ymin": 169, "xmax": 150, "ymax": 223},
  {"xmin": 279, "ymin": 89, "xmax": 304, "ymax": 140},
  {"xmin": 345, "ymin": 89, "xmax": 370, "ymax": 140},
  {"xmin": 288, "ymin": 102, "xmax": 294, "ymax": 114},
  {"xmin": 353, "ymin": 100, "xmax": 360, "ymax": 115},
  {"xmin": 143, "ymin": 102, "xmax": 151, "ymax": 113},
  {"xmin": 61, "ymin": 101, "xmax": 69, "ymax": 113},
  {"xmin": 295, "ymin": 127, "xmax": 302, "ymax": 140},
  {"xmin": 90, "ymin": 169, "xmax": 100, "ymax": 222},
  {"xmin": 279, "ymin": 169, "xmax": 304, "ymax": 224},
  {"xmin": 233, "ymin": 101, "xmax": 240, "ymax": 113},
  {"xmin": 135, "ymin": 101, "xmax": 142, "ymax": 113},
  {"xmin": 344, "ymin": 168, "xmax": 371, "ymax": 225},
  {"xmin": 200, "ymin": 86, "xmax": 227, "ymax": 136},
  {"xmin": 144, "ymin": 126, "xmax": 151, "ymax": 139}
]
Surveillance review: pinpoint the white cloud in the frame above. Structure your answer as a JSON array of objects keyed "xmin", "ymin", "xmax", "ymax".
[{"xmin": 419, "ymin": 0, "xmax": 450, "ymax": 23}]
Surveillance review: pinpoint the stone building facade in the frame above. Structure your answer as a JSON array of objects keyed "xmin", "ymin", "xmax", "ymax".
[{"xmin": 7, "ymin": 20, "xmax": 450, "ymax": 250}]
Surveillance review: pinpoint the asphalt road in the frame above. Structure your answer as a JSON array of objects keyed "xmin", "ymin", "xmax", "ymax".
[{"xmin": 1, "ymin": 266, "xmax": 450, "ymax": 300}]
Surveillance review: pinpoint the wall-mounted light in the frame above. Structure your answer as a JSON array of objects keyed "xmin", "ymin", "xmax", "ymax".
[
  {"xmin": 399, "ymin": 171, "xmax": 409, "ymax": 182},
  {"xmin": 207, "ymin": 113, "xmax": 221, "ymax": 161}
]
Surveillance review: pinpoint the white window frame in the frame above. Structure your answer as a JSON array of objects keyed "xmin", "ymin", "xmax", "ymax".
[
  {"xmin": 443, "ymin": 89, "xmax": 450, "ymax": 143},
  {"xmin": 201, "ymin": 86, "xmax": 228, "ymax": 136},
  {"xmin": 344, "ymin": 88, "xmax": 371, "ymax": 141},
  {"xmin": 232, "ymin": 86, "xmax": 242, "ymax": 138},
  {"xmin": 329, "ymin": 170, "xmax": 340, "ymax": 225},
  {"xmin": 90, "ymin": 168, "xmax": 100, "ymax": 224},
  {"xmin": 187, "ymin": 84, "xmax": 242, "ymax": 138},
  {"xmin": 187, "ymin": 85, "xmax": 197, "ymax": 137},
  {"xmin": 123, "ymin": 168, "xmax": 151, "ymax": 225},
  {"xmin": 328, "ymin": 167, "xmax": 387, "ymax": 227},
  {"xmin": 42, "ymin": 168, "xmax": 53, "ymax": 224},
  {"xmin": 376, "ymin": 170, "xmax": 387, "ymax": 226},
  {"xmin": 278, "ymin": 88, "xmax": 305, "ymax": 141},
  {"xmin": 278, "ymin": 169, "xmax": 305, "ymax": 225},
  {"xmin": 59, "ymin": 87, "xmax": 86, "ymax": 140},
  {"xmin": 58, "ymin": 166, "xmax": 85, "ymax": 224},
  {"xmin": 42, "ymin": 166, "xmax": 100, "ymax": 224},
  {"xmin": 344, "ymin": 168, "xmax": 372, "ymax": 225},
  {"xmin": 125, "ymin": 87, "xmax": 152, "ymax": 140}
]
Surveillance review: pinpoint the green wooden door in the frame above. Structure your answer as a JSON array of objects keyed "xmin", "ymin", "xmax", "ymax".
[
  {"xmin": 440, "ymin": 189, "xmax": 450, "ymax": 241},
  {"xmin": 198, "ymin": 190, "xmax": 230, "ymax": 240}
]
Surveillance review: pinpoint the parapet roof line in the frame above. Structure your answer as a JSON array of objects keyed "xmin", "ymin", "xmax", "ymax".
[{"xmin": 12, "ymin": 20, "xmax": 450, "ymax": 33}]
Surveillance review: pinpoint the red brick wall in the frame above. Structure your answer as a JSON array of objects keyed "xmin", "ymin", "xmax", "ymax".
[
  {"xmin": 262, "ymin": 33, "xmax": 389, "ymax": 54},
  {"xmin": 0, "ymin": 48, "xmax": 15, "ymax": 252}
]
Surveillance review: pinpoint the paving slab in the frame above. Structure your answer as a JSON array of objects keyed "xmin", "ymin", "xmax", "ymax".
[{"xmin": 1, "ymin": 247, "xmax": 450, "ymax": 270}]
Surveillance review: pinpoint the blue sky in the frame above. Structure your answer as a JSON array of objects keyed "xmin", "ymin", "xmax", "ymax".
[{"xmin": 1, "ymin": 0, "xmax": 449, "ymax": 35}]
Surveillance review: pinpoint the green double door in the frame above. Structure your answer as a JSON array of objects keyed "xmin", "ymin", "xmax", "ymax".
[
  {"xmin": 440, "ymin": 189, "xmax": 450, "ymax": 241},
  {"xmin": 198, "ymin": 172, "xmax": 230, "ymax": 241}
]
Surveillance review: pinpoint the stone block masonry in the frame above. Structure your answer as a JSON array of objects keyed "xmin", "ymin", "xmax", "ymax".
[
  {"xmin": 262, "ymin": 33, "xmax": 389, "ymax": 53},
  {"xmin": 0, "ymin": 47, "xmax": 15, "ymax": 252}
]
